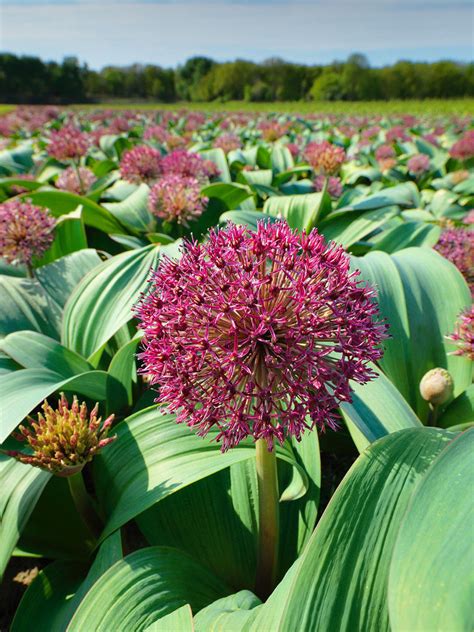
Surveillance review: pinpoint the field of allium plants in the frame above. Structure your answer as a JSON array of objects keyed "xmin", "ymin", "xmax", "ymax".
[{"xmin": 0, "ymin": 105, "xmax": 473, "ymax": 631}]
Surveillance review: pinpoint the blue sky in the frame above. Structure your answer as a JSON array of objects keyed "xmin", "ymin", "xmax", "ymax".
[{"xmin": 1, "ymin": 0, "xmax": 472, "ymax": 69}]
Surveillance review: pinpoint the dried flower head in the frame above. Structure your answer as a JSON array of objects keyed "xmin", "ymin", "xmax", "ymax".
[
  {"xmin": 148, "ymin": 175, "xmax": 207, "ymax": 226},
  {"xmin": 0, "ymin": 199, "xmax": 55, "ymax": 266},
  {"xmin": 407, "ymin": 154, "xmax": 430, "ymax": 176},
  {"xmin": 136, "ymin": 221, "xmax": 387, "ymax": 451},
  {"xmin": 446, "ymin": 306, "xmax": 474, "ymax": 360},
  {"xmin": 47, "ymin": 125, "xmax": 90, "ymax": 161},
  {"xmin": 304, "ymin": 141, "xmax": 346, "ymax": 175},
  {"xmin": 6, "ymin": 394, "xmax": 116, "ymax": 476},
  {"xmin": 120, "ymin": 145, "xmax": 162, "ymax": 184},
  {"xmin": 56, "ymin": 166, "xmax": 96, "ymax": 194}
]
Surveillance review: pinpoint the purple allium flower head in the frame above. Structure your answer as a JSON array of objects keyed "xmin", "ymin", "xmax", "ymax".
[
  {"xmin": 386, "ymin": 126, "xmax": 409, "ymax": 142},
  {"xmin": 446, "ymin": 306, "xmax": 474, "ymax": 361},
  {"xmin": 144, "ymin": 125, "xmax": 170, "ymax": 144},
  {"xmin": 161, "ymin": 149, "xmax": 219, "ymax": 183},
  {"xmin": 148, "ymin": 175, "xmax": 207, "ymax": 226},
  {"xmin": 464, "ymin": 209, "xmax": 474, "ymax": 225},
  {"xmin": 375, "ymin": 144, "xmax": 396, "ymax": 161},
  {"xmin": 314, "ymin": 175, "xmax": 343, "ymax": 198},
  {"xmin": 285, "ymin": 143, "xmax": 300, "ymax": 159},
  {"xmin": 449, "ymin": 130, "xmax": 474, "ymax": 161},
  {"xmin": 407, "ymin": 153, "xmax": 430, "ymax": 176},
  {"xmin": 435, "ymin": 228, "xmax": 474, "ymax": 295},
  {"xmin": 135, "ymin": 221, "xmax": 387, "ymax": 451},
  {"xmin": 5, "ymin": 394, "xmax": 116, "ymax": 476},
  {"xmin": 47, "ymin": 125, "xmax": 90, "ymax": 161},
  {"xmin": 56, "ymin": 166, "xmax": 96, "ymax": 194},
  {"xmin": 214, "ymin": 134, "xmax": 241, "ymax": 154},
  {"xmin": 120, "ymin": 145, "xmax": 162, "ymax": 184},
  {"xmin": 304, "ymin": 141, "xmax": 346, "ymax": 175},
  {"xmin": 0, "ymin": 199, "xmax": 55, "ymax": 266}
]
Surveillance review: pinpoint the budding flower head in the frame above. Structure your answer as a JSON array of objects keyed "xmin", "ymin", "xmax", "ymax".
[
  {"xmin": 47, "ymin": 125, "xmax": 90, "ymax": 161},
  {"xmin": 56, "ymin": 166, "xmax": 96, "ymax": 194},
  {"xmin": 419, "ymin": 368, "xmax": 454, "ymax": 406},
  {"xmin": 304, "ymin": 141, "xmax": 346, "ymax": 176},
  {"xmin": 407, "ymin": 154, "xmax": 430, "ymax": 176},
  {"xmin": 148, "ymin": 174, "xmax": 207, "ymax": 226},
  {"xmin": 6, "ymin": 394, "xmax": 116, "ymax": 476},
  {"xmin": 161, "ymin": 149, "xmax": 219, "ymax": 183},
  {"xmin": 0, "ymin": 199, "xmax": 55, "ymax": 267},
  {"xmin": 446, "ymin": 306, "xmax": 474, "ymax": 360},
  {"xmin": 135, "ymin": 221, "xmax": 387, "ymax": 451}
]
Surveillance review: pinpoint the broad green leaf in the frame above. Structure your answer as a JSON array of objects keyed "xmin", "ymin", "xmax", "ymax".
[
  {"xmin": 0, "ymin": 331, "xmax": 91, "ymax": 376},
  {"xmin": 145, "ymin": 605, "xmax": 193, "ymax": 631},
  {"xmin": 67, "ymin": 547, "xmax": 229, "ymax": 631},
  {"xmin": 106, "ymin": 335, "xmax": 140, "ymax": 412},
  {"xmin": 103, "ymin": 183, "xmax": 155, "ymax": 234},
  {"xmin": 11, "ymin": 561, "xmax": 86, "ymax": 632},
  {"xmin": 0, "ymin": 368, "xmax": 109, "ymax": 442},
  {"xmin": 271, "ymin": 145, "xmax": 294, "ymax": 174},
  {"xmin": 0, "ymin": 142, "xmax": 34, "ymax": 175},
  {"xmin": 337, "ymin": 182, "xmax": 420, "ymax": 212},
  {"xmin": 0, "ymin": 275, "xmax": 61, "ymax": 339},
  {"xmin": 22, "ymin": 190, "xmax": 127, "ymax": 234},
  {"xmin": 389, "ymin": 430, "xmax": 474, "ymax": 632},
  {"xmin": 353, "ymin": 248, "xmax": 471, "ymax": 420},
  {"xmin": 320, "ymin": 206, "xmax": 397, "ymax": 248},
  {"xmin": 62, "ymin": 244, "xmax": 165, "ymax": 360},
  {"xmin": 194, "ymin": 591, "xmax": 262, "ymax": 631},
  {"xmin": 35, "ymin": 249, "xmax": 103, "ymax": 308},
  {"xmin": 202, "ymin": 182, "xmax": 252, "ymax": 210},
  {"xmin": 438, "ymin": 384, "xmax": 474, "ymax": 428},
  {"xmin": 220, "ymin": 210, "xmax": 276, "ymax": 231},
  {"xmin": 263, "ymin": 192, "xmax": 329, "ymax": 232},
  {"xmin": 0, "ymin": 456, "xmax": 50, "ymax": 577},
  {"xmin": 0, "ymin": 176, "xmax": 43, "ymax": 192},
  {"xmin": 37, "ymin": 207, "xmax": 88, "ymax": 266},
  {"xmin": 370, "ymin": 221, "xmax": 441, "ymax": 253},
  {"xmin": 199, "ymin": 148, "xmax": 231, "ymax": 182},
  {"xmin": 340, "ymin": 366, "xmax": 422, "ymax": 452},
  {"xmin": 247, "ymin": 428, "xmax": 454, "ymax": 632},
  {"xmin": 240, "ymin": 169, "xmax": 273, "ymax": 187}
]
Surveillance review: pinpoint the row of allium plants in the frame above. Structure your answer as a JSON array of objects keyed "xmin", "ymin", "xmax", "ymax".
[{"xmin": 0, "ymin": 106, "xmax": 473, "ymax": 631}]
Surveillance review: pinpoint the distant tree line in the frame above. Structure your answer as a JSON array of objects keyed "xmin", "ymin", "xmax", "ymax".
[{"xmin": 1, "ymin": 52, "xmax": 473, "ymax": 103}]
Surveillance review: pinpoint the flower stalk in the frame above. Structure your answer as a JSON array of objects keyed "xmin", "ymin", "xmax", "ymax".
[
  {"xmin": 67, "ymin": 471, "xmax": 103, "ymax": 540},
  {"xmin": 255, "ymin": 439, "xmax": 280, "ymax": 600}
]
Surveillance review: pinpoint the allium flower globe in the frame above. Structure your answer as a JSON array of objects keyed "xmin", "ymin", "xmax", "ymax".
[
  {"xmin": 407, "ymin": 154, "xmax": 430, "ymax": 176},
  {"xmin": 435, "ymin": 228, "xmax": 474, "ymax": 294},
  {"xmin": 48, "ymin": 125, "xmax": 90, "ymax": 161},
  {"xmin": 214, "ymin": 134, "xmax": 241, "ymax": 154},
  {"xmin": 136, "ymin": 222, "xmax": 387, "ymax": 451},
  {"xmin": 161, "ymin": 149, "xmax": 219, "ymax": 183},
  {"xmin": 304, "ymin": 141, "xmax": 346, "ymax": 175},
  {"xmin": 148, "ymin": 175, "xmax": 207, "ymax": 226},
  {"xmin": 120, "ymin": 145, "xmax": 162, "ymax": 184},
  {"xmin": 0, "ymin": 199, "xmax": 55, "ymax": 266},
  {"xmin": 314, "ymin": 175, "xmax": 343, "ymax": 198},
  {"xmin": 56, "ymin": 166, "xmax": 96, "ymax": 194},
  {"xmin": 446, "ymin": 306, "xmax": 474, "ymax": 360}
]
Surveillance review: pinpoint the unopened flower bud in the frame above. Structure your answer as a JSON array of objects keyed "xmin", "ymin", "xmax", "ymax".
[{"xmin": 419, "ymin": 368, "xmax": 454, "ymax": 406}]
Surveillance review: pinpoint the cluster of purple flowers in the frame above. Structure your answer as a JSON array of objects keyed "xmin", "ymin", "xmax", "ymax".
[
  {"xmin": 56, "ymin": 166, "xmax": 96, "ymax": 194},
  {"xmin": 435, "ymin": 228, "xmax": 474, "ymax": 295},
  {"xmin": 446, "ymin": 306, "xmax": 474, "ymax": 361},
  {"xmin": 304, "ymin": 141, "xmax": 346, "ymax": 175},
  {"xmin": 148, "ymin": 175, "xmax": 207, "ymax": 226},
  {"xmin": 161, "ymin": 149, "xmax": 219, "ymax": 182},
  {"xmin": 0, "ymin": 199, "xmax": 55, "ymax": 267},
  {"xmin": 449, "ymin": 130, "xmax": 474, "ymax": 161},
  {"xmin": 407, "ymin": 154, "xmax": 431, "ymax": 176},
  {"xmin": 314, "ymin": 175, "xmax": 343, "ymax": 198},
  {"xmin": 136, "ymin": 221, "xmax": 386, "ymax": 451},
  {"xmin": 47, "ymin": 125, "xmax": 90, "ymax": 161},
  {"xmin": 120, "ymin": 145, "xmax": 163, "ymax": 184},
  {"xmin": 214, "ymin": 134, "xmax": 241, "ymax": 154}
]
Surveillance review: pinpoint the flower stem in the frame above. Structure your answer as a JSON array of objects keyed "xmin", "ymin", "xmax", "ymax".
[
  {"xmin": 67, "ymin": 471, "xmax": 103, "ymax": 540},
  {"xmin": 255, "ymin": 438, "xmax": 279, "ymax": 600},
  {"xmin": 72, "ymin": 160, "xmax": 85, "ymax": 194}
]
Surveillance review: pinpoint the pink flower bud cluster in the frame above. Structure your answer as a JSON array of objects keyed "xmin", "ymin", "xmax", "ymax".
[
  {"xmin": 435, "ymin": 228, "xmax": 474, "ymax": 295},
  {"xmin": 6, "ymin": 394, "xmax": 116, "ymax": 476},
  {"xmin": 56, "ymin": 166, "xmax": 96, "ymax": 194},
  {"xmin": 148, "ymin": 175, "xmax": 207, "ymax": 226},
  {"xmin": 304, "ymin": 141, "xmax": 346, "ymax": 175},
  {"xmin": 449, "ymin": 130, "xmax": 474, "ymax": 161},
  {"xmin": 0, "ymin": 199, "xmax": 55, "ymax": 266},
  {"xmin": 161, "ymin": 149, "xmax": 219, "ymax": 183},
  {"xmin": 120, "ymin": 145, "xmax": 163, "ymax": 184},
  {"xmin": 314, "ymin": 175, "xmax": 343, "ymax": 198},
  {"xmin": 214, "ymin": 134, "xmax": 241, "ymax": 154},
  {"xmin": 407, "ymin": 153, "xmax": 431, "ymax": 175},
  {"xmin": 136, "ymin": 221, "xmax": 387, "ymax": 451},
  {"xmin": 446, "ymin": 306, "xmax": 474, "ymax": 361},
  {"xmin": 47, "ymin": 125, "xmax": 90, "ymax": 161}
]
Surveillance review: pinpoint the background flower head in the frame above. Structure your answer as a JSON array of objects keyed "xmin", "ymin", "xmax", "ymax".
[
  {"xmin": 148, "ymin": 174, "xmax": 207, "ymax": 226},
  {"xmin": 120, "ymin": 145, "xmax": 162, "ymax": 184}
]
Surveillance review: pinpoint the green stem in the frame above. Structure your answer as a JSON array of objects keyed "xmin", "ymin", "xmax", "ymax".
[
  {"xmin": 72, "ymin": 160, "xmax": 85, "ymax": 194},
  {"xmin": 255, "ymin": 438, "xmax": 279, "ymax": 600},
  {"xmin": 25, "ymin": 262, "xmax": 34, "ymax": 278},
  {"xmin": 428, "ymin": 403, "xmax": 439, "ymax": 427},
  {"xmin": 67, "ymin": 471, "xmax": 103, "ymax": 540}
]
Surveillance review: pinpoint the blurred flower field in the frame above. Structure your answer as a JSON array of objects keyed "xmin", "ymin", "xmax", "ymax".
[{"xmin": 0, "ymin": 105, "xmax": 472, "ymax": 631}]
